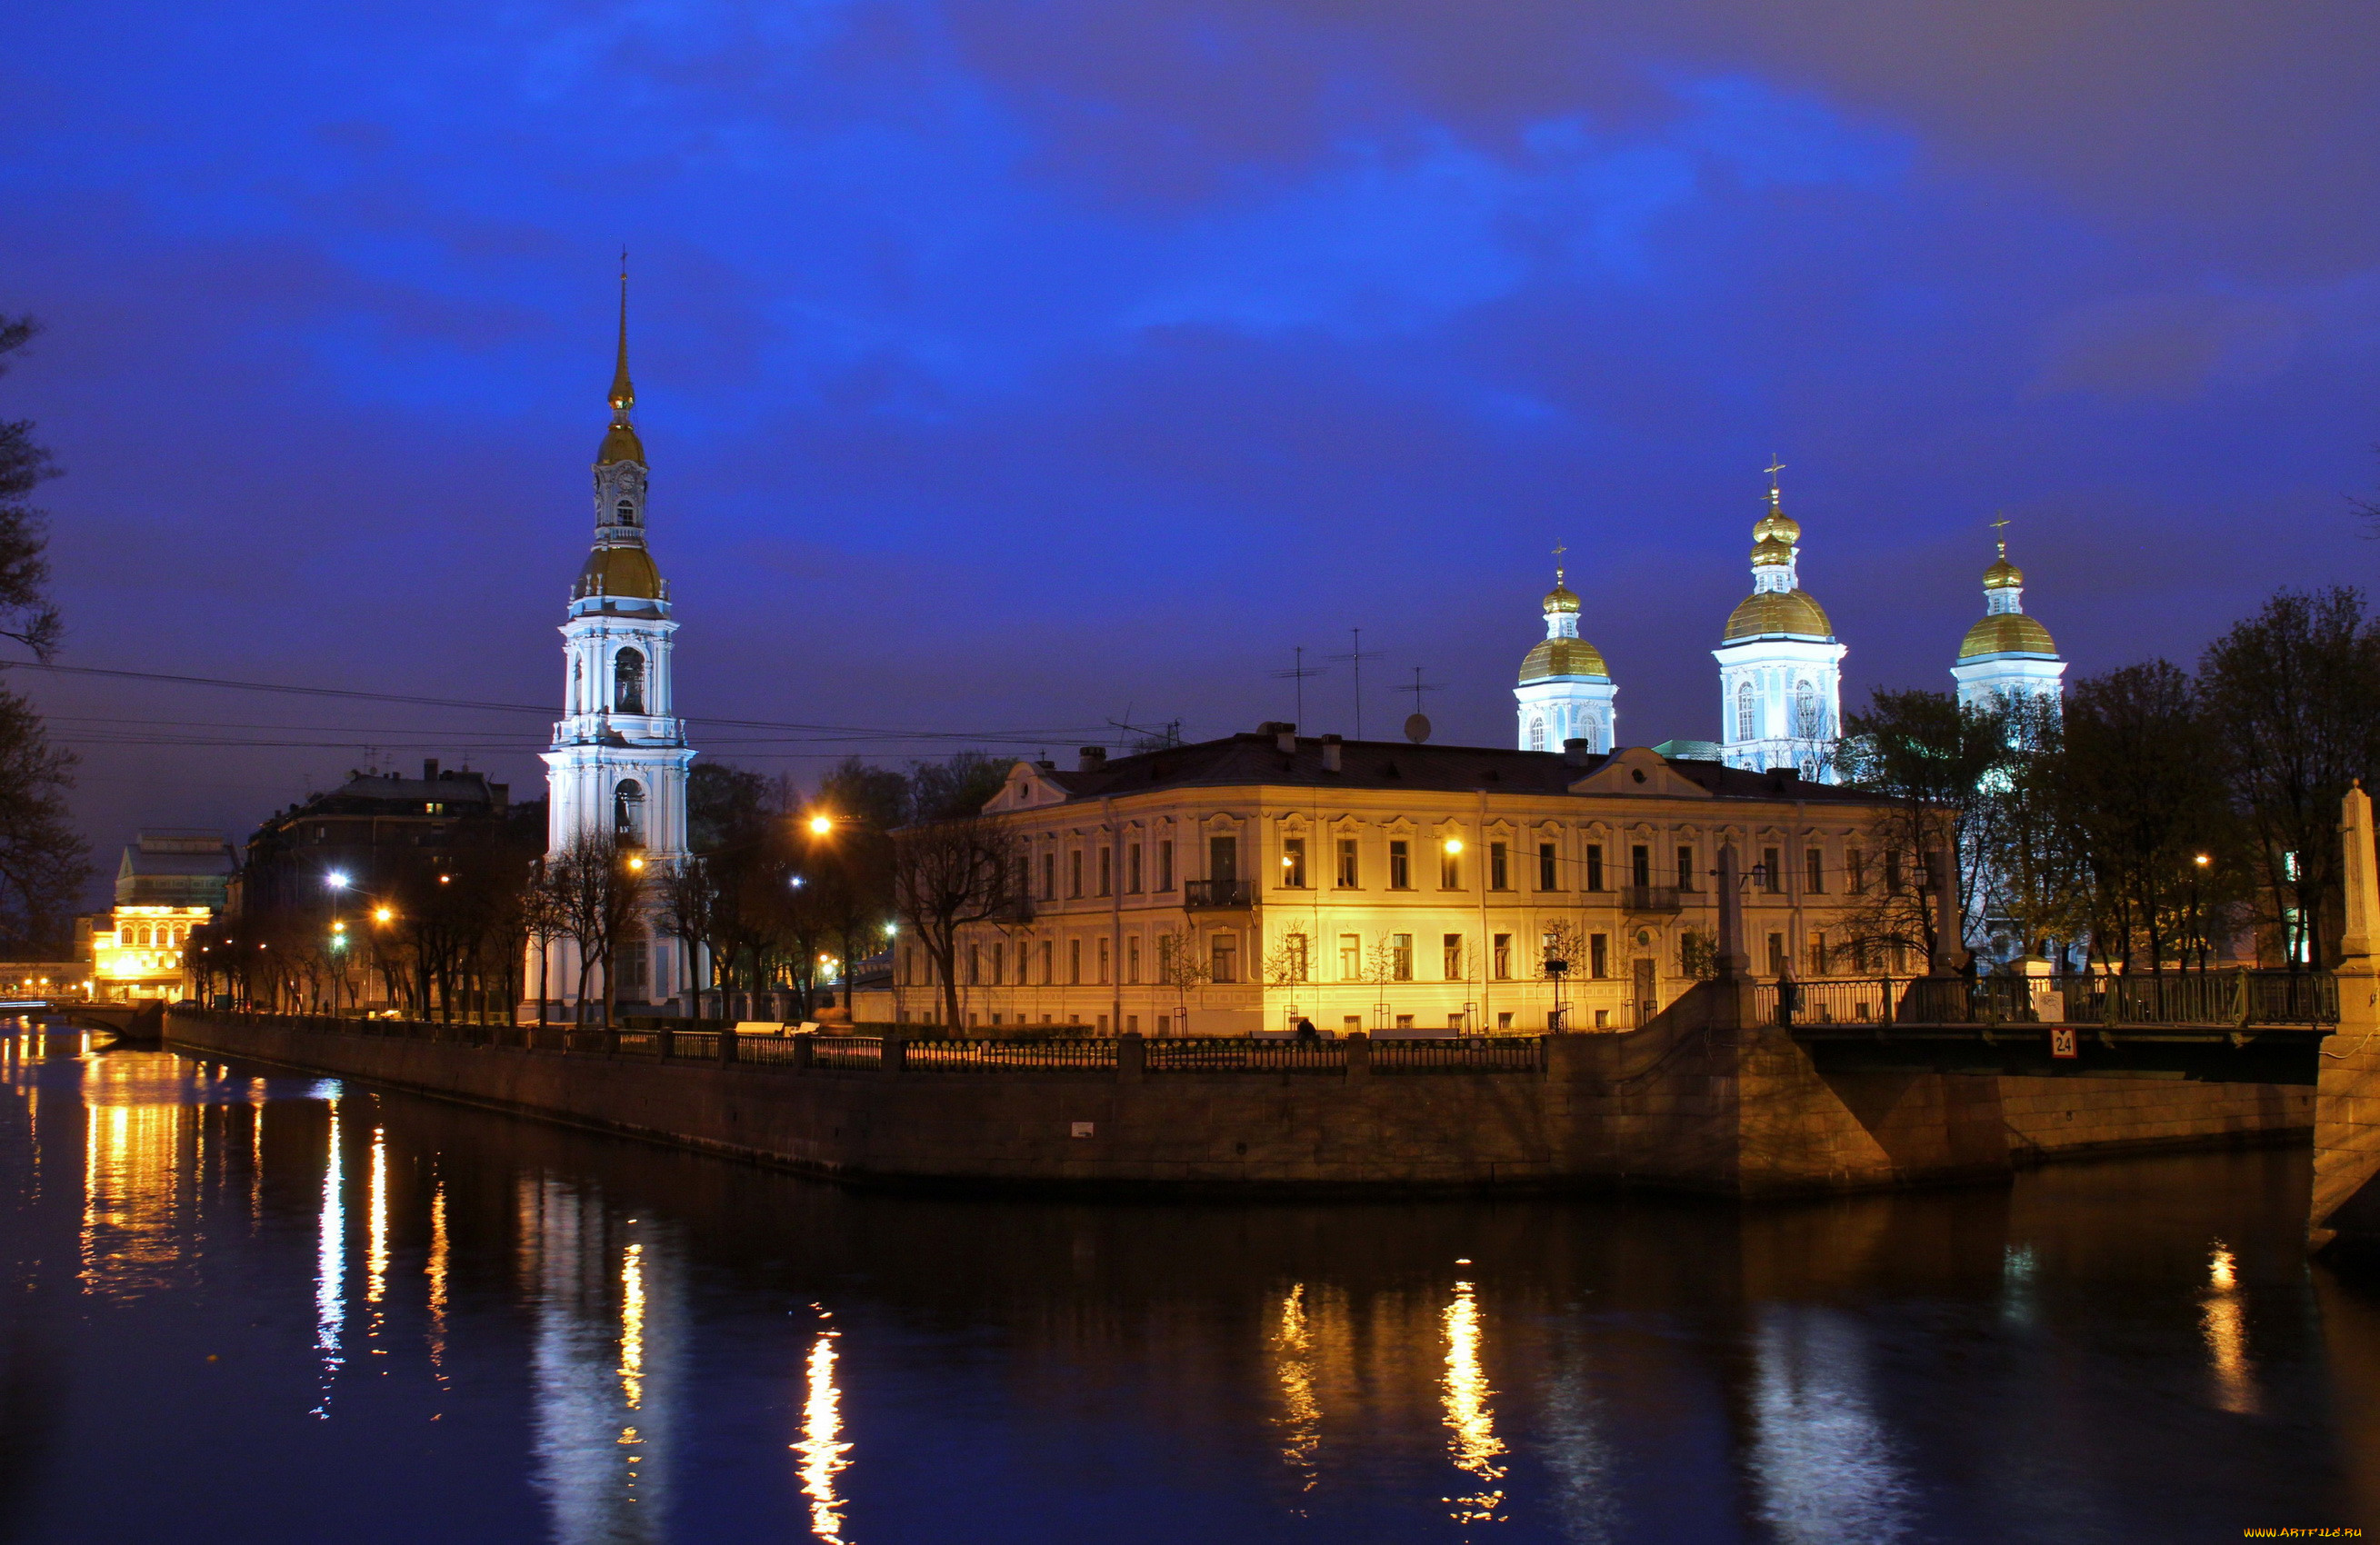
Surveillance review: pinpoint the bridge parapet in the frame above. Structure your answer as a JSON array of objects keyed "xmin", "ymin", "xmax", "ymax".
[{"xmin": 1757, "ymin": 971, "xmax": 2336, "ymax": 1031}]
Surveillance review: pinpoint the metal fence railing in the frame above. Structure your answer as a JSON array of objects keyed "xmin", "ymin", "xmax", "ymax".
[
  {"xmin": 1145, "ymin": 1038, "xmax": 1348, "ymax": 1073},
  {"xmin": 1371, "ymin": 1038, "xmax": 1543, "ymax": 1074},
  {"xmin": 1755, "ymin": 971, "xmax": 2339, "ymax": 1029},
  {"xmin": 904, "ymin": 1039, "xmax": 1118, "ymax": 1072}
]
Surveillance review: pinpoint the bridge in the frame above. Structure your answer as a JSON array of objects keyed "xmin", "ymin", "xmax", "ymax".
[{"xmin": 0, "ymin": 999, "xmax": 166, "ymax": 1044}]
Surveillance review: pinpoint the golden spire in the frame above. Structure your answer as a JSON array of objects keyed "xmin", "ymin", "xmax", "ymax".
[{"xmin": 608, "ymin": 249, "xmax": 634, "ymax": 416}]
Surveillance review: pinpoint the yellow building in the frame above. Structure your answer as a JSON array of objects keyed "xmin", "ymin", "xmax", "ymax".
[
  {"xmin": 882, "ymin": 728, "xmax": 1899, "ymax": 1035},
  {"xmin": 89, "ymin": 906, "xmax": 210, "ymax": 1001}
]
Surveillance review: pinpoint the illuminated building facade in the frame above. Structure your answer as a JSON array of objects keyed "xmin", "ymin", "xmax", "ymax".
[
  {"xmin": 879, "ymin": 730, "xmax": 1895, "ymax": 1035},
  {"xmin": 539, "ymin": 274, "xmax": 696, "ymax": 1011},
  {"xmin": 89, "ymin": 906, "xmax": 209, "ymax": 1000}
]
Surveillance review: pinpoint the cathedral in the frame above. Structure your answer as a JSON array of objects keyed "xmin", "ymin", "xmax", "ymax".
[
  {"xmin": 1512, "ymin": 478, "xmax": 2064, "ymax": 775},
  {"xmin": 538, "ymin": 274, "xmax": 697, "ymax": 1011}
]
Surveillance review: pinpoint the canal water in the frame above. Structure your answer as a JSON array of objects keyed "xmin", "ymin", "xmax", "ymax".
[{"xmin": 0, "ymin": 1038, "xmax": 2374, "ymax": 1544}]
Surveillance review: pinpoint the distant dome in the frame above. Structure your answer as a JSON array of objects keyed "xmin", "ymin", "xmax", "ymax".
[
  {"xmin": 598, "ymin": 422, "xmax": 645, "ymax": 467},
  {"xmin": 1519, "ymin": 637, "xmax": 1610, "ymax": 683},
  {"xmin": 1958, "ymin": 613, "xmax": 2056, "ymax": 661},
  {"xmin": 1984, "ymin": 554, "xmax": 2023, "ymax": 588},
  {"xmin": 1542, "ymin": 582, "xmax": 1581, "ymax": 615},
  {"xmin": 1750, "ymin": 535, "xmax": 1795, "ymax": 567},
  {"xmin": 1723, "ymin": 589, "xmax": 1835, "ymax": 643},
  {"xmin": 1754, "ymin": 510, "xmax": 1800, "ymax": 546},
  {"xmin": 577, "ymin": 544, "xmax": 664, "ymax": 602}
]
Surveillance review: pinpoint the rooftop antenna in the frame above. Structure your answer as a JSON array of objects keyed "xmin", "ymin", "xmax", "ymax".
[
  {"xmin": 1402, "ymin": 667, "xmax": 1445, "ymax": 745},
  {"xmin": 1269, "ymin": 646, "xmax": 1327, "ymax": 729},
  {"xmin": 1327, "ymin": 628, "xmax": 1383, "ymax": 740}
]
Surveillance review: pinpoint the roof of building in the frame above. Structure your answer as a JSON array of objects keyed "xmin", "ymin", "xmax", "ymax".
[
  {"xmin": 1722, "ymin": 588, "xmax": 1835, "ymax": 643},
  {"xmin": 576, "ymin": 543, "xmax": 663, "ymax": 602},
  {"xmin": 1517, "ymin": 636, "xmax": 1611, "ymax": 683},
  {"xmin": 1958, "ymin": 612, "xmax": 2058, "ymax": 661},
  {"xmin": 1018, "ymin": 732, "xmax": 1887, "ymax": 805},
  {"xmin": 117, "ymin": 846, "xmax": 235, "ymax": 880}
]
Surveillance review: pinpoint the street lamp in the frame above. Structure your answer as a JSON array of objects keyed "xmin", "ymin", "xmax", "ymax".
[{"xmin": 807, "ymin": 813, "xmax": 835, "ymax": 836}]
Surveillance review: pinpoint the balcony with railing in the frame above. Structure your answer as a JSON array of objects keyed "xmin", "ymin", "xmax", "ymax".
[
  {"xmin": 1618, "ymin": 884, "xmax": 1682, "ymax": 913},
  {"xmin": 1184, "ymin": 878, "xmax": 1254, "ymax": 910}
]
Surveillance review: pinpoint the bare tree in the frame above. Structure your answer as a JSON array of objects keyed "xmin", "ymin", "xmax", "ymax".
[
  {"xmin": 893, "ymin": 815, "xmax": 1021, "ymax": 1031},
  {"xmin": 1153, "ymin": 926, "xmax": 1213, "ymax": 1030},
  {"xmin": 653, "ymin": 855, "xmax": 719, "ymax": 1018},
  {"xmin": 548, "ymin": 832, "xmax": 650, "ymax": 1026}
]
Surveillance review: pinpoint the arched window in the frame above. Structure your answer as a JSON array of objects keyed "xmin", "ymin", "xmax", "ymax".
[
  {"xmin": 615, "ymin": 498, "xmax": 636, "ymax": 526},
  {"xmin": 1526, "ymin": 714, "xmax": 1545, "ymax": 752},
  {"xmin": 614, "ymin": 780, "xmax": 646, "ymax": 846},
  {"xmin": 1735, "ymin": 682, "xmax": 1755, "ymax": 742},
  {"xmin": 1795, "ymin": 680, "xmax": 1819, "ymax": 739},
  {"xmin": 614, "ymin": 648, "xmax": 646, "ymax": 714}
]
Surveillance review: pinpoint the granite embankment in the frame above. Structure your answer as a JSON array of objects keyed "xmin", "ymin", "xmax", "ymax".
[{"xmin": 164, "ymin": 998, "xmax": 2309, "ymax": 1198}]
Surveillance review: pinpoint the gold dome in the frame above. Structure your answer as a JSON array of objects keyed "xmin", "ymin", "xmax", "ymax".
[
  {"xmin": 1984, "ymin": 554, "xmax": 2022, "ymax": 588},
  {"xmin": 1543, "ymin": 582, "xmax": 1581, "ymax": 615},
  {"xmin": 577, "ymin": 543, "xmax": 664, "ymax": 603},
  {"xmin": 1751, "ymin": 535, "xmax": 1795, "ymax": 566},
  {"xmin": 1753, "ymin": 510, "xmax": 1800, "ymax": 546},
  {"xmin": 1723, "ymin": 589, "xmax": 1834, "ymax": 643},
  {"xmin": 1519, "ymin": 637, "xmax": 1609, "ymax": 683},
  {"xmin": 598, "ymin": 421, "xmax": 645, "ymax": 467},
  {"xmin": 1958, "ymin": 612, "xmax": 2055, "ymax": 660}
]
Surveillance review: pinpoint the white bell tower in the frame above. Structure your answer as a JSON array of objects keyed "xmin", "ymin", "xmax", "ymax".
[
  {"xmin": 1514, "ymin": 556, "xmax": 1616, "ymax": 753},
  {"xmin": 1951, "ymin": 533, "xmax": 2065, "ymax": 712},
  {"xmin": 1714, "ymin": 468, "xmax": 1845, "ymax": 781},
  {"xmin": 538, "ymin": 267, "xmax": 696, "ymax": 1007}
]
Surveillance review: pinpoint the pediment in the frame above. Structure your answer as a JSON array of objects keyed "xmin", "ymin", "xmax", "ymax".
[
  {"xmin": 1568, "ymin": 746, "xmax": 1714, "ymax": 800},
  {"xmin": 985, "ymin": 762, "xmax": 1071, "ymax": 812}
]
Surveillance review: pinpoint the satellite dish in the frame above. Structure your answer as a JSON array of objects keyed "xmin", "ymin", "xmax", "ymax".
[{"xmin": 1405, "ymin": 713, "xmax": 1432, "ymax": 744}]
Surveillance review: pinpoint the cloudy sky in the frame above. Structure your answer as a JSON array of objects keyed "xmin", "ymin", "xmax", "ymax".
[{"xmin": 5, "ymin": 0, "xmax": 2379, "ymax": 868}]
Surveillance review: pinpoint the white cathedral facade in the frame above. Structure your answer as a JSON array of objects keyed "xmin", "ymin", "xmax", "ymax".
[
  {"xmin": 1513, "ymin": 481, "xmax": 2063, "ymax": 773},
  {"xmin": 539, "ymin": 279, "xmax": 697, "ymax": 1011}
]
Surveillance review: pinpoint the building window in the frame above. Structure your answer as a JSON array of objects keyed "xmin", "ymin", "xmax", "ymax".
[
  {"xmin": 991, "ymin": 942, "xmax": 1005, "ymax": 985},
  {"xmin": 1809, "ymin": 932, "xmax": 1829, "ymax": 976},
  {"xmin": 1489, "ymin": 842, "xmax": 1509, "ymax": 891},
  {"xmin": 1069, "ymin": 852, "xmax": 1083, "ymax": 899},
  {"xmin": 614, "ymin": 647, "xmax": 646, "ymax": 714},
  {"xmin": 1340, "ymin": 933, "xmax": 1362, "ymax": 982},
  {"xmin": 1440, "ymin": 845, "xmax": 1461, "ymax": 890},
  {"xmin": 1208, "ymin": 833, "xmax": 1237, "ymax": 886},
  {"xmin": 1210, "ymin": 933, "xmax": 1238, "ymax": 983},
  {"xmin": 1795, "ymin": 681, "xmax": 1819, "ymax": 739},
  {"xmin": 1493, "ymin": 933, "xmax": 1512, "ymax": 980},
  {"xmin": 1584, "ymin": 843, "xmax": 1603, "ymax": 892},
  {"xmin": 1885, "ymin": 851, "xmax": 1903, "ymax": 894},
  {"xmin": 1762, "ymin": 846, "xmax": 1783, "ymax": 893},
  {"xmin": 1590, "ymin": 933, "xmax": 1609, "ymax": 980},
  {"xmin": 1126, "ymin": 936, "xmax": 1141, "ymax": 983},
  {"xmin": 1041, "ymin": 852, "xmax": 1055, "ymax": 901},
  {"xmin": 1442, "ymin": 933, "xmax": 1465, "ymax": 979},
  {"xmin": 1537, "ymin": 842, "xmax": 1559, "ymax": 891},
  {"xmin": 967, "ymin": 944, "xmax": 980, "ymax": 985},
  {"xmin": 1630, "ymin": 845, "xmax": 1651, "ymax": 888},
  {"xmin": 1675, "ymin": 845, "xmax": 1695, "ymax": 891},
  {"xmin": 1127, "ymin": 843, "xmax": 1143, "ymax": 893},
  {"xmin": 615, "ymin": 498, "xmax": 636, "ymax": 525},
  {"xmin": 1282, "ymin": 837, "xmax": 1307, "ymax": 889},
  {"xmin": 1767, "ymin": 932, "xmax": 1787, "ymax": 977},
  {"xmin": 1039, "ymin": 941, "xmax": 1053, "ymax": 982},
  {"xmin": 1848, "ymin": 848, "xmax": 1867, "ymax": 894},
  {"xmin": 1527, "ymin": 715, "xmax": 1545, "ymax": 752},
  {"xmin": 1388, "ymin": 841, "xmax": 1411, "ymax": 890},
  {"xmin": 1805, "ymin": 848, "xmax": 1825, "ymax": 894},
  {"xmin": 1735, "ymin": 682, "xmax": 1755, "ymax": 742},
  {"xmin": 618, "ymin": 939, "xmax": 648, "ymax": 995},
  {"xmin": 1097, "ymin": 937, "xmax": 1110, "ymax": 985},
  {"xmin": 1069, "ymin": 939, "xmax": 1082, "ymax": 984},
  {"xmin": 1158, "ymin": 840, "xmax": 1174, "ymax": 892},
  {"xmin": 1097, "ymin": 847, "xmax": 1112, "ymax": 897},
  {"xmin": 1335, "ymin": 838, "xmax": 1358, "ymax": 888},
  {"xmin": 1282, "ymin": 932, "xmax": 1310, "ymax": 982},
  {"xmin": 613, "ymin": 780, "xmax": 645, "ymax": 846},
  {"xmin": 1390, "ymin": 933, "xmax": 1414, "ymax": 982}
]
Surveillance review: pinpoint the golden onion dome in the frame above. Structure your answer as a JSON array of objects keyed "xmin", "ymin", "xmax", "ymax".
[
  {"xmin": 1543, "ymin": 581, "xmax": 1581, "ymax": 615},
  {"xmin": 1753, "ymin": 510, "xmax": 1800, "ymax": 546},
  {"xmin": 1750, "ymin": 535, "xmax": 1795, "ymax": 567},
  {"xmin": 598, "ymin": 421, "xmax": 645, "ymax": 467},
  {"xmin": 577, "ymin": 543, "xmax": 664, "ymax": 603},
  {"xmin": 1958, "ymin": 612, "xmax": 2056, "ymax": 661},
  {"xmin": 1518, "ymin": 637, "xmax": 1609, "ymax": 683},
  {"xmin": 1984, "ymin": 554, "xmax": 2023, "ymax": 588},
  {"xmin": 1723, "ymin": 589, "xmax": 1834, "ymax": 643}
]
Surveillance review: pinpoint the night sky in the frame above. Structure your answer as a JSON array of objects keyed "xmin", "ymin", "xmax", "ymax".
[{"xmin": 6, "ymin": 1, "xmax": 2379, "ymax": 884}]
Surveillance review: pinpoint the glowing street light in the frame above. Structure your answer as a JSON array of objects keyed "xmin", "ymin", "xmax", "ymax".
[
  {"xmin": 627, "ymin": 855, "xmax": 645, "ymax": 871},
  {"xmin": 807, "ymin": 813, "xmax": 835, "ymax": 836},
  {"xmin": 374, "ymin": 907, "xmax": 393, "ymax": 923},
  {"xmin": 325, "ymin": 871, "xmax": 350, "ymax": 890},
  {"xmin": 1443, "ymin": 838, "xmax": 1464, "ymax": 853}
]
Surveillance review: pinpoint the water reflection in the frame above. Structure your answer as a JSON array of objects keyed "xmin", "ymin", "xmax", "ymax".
[
  {"xmin": 1749, "ymin": 1306, "xmax": 1913, "ymax": 1545},
  {"xmin": 2204, "ymin": 1238, "xmax": 2259, "ymax": 1414},
  {"xmin": 0, "ymin": 1040, "xmax": 2369, "ymax": 1541},
  {"xmin": 524, "ymin": 1177, "xmax": 682, "ymax": 1544},
  {"xmin": 794, "ymin": 1314, "xmax": 853, "ymax": 1545},
  {"xmin": 1442, "ymin": 1275, "xmax": 1507, "ymax": 1525},
  {"xmin": 313, "ymin": 1099, "xmax": 343, "ymax": 1417}
]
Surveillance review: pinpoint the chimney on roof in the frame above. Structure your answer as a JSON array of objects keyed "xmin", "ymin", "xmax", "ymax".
[
  {"xmin": 1264, "ymin": 722, "xmax": 1297, "ymax": 754},
  {"xmin": 1320, "ymin": 734, "xmax": 1343, "ymax": 773},
  {"xmin": 423, "ymin": 758, "xmax": 439, "ymax": 782},
  {"xmin": 1563, "ymin": 738, "xmax": 1593, "ymax": 767},
  {"xmin": 1077, "ymin": 746, "xmax": 1107, "ymax": 772}
]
